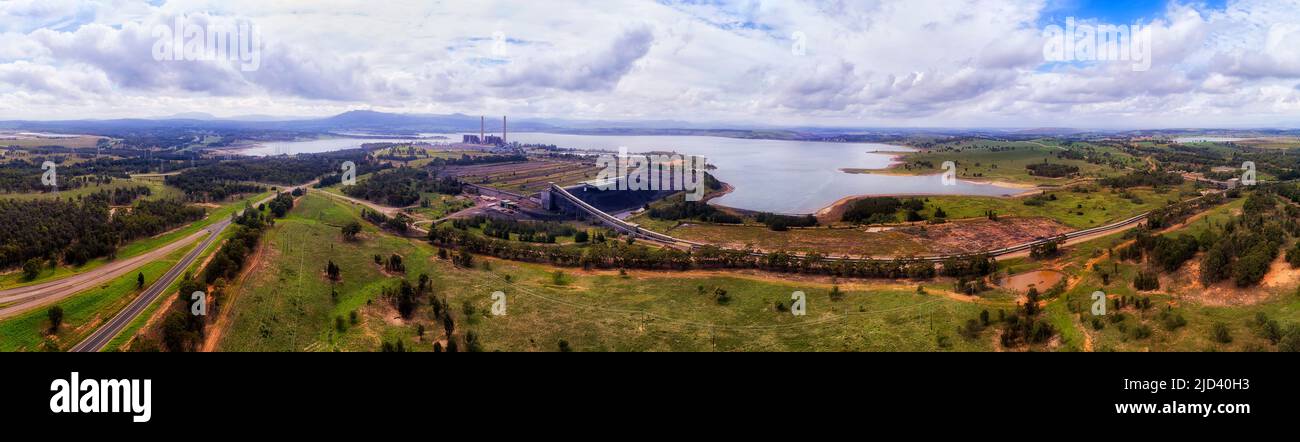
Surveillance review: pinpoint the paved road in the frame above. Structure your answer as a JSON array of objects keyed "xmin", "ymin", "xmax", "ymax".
[
  {"xmin": 69, "ymin": 185, "xmax": 311, "ymax": 352},
  {"xmin": 70, "ymin": 219, "xmax": 230, "ymax": 352}
]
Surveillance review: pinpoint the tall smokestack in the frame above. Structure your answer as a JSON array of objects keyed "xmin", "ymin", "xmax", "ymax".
[
  {"xmin": 480, "ymin": 116, "xmax": 484, "ymax": 144},
  {"xmin": 503, "ymin": 116, "xmax": 508, "ymax": 144}
]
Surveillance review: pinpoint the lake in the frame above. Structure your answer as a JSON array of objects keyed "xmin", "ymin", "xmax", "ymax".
[{"xmin": 245, "ymin": 133, "xmax": 1026, "ymax": 214}]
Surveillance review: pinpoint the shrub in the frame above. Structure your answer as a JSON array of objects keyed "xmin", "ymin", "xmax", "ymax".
[{"xmin": 1211, "ymin": 322, "xmax": 1233, "ymax": 344}]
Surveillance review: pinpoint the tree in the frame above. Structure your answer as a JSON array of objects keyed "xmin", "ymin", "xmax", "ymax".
[
  {"xmin": 47, "ymin": 306, "xmax": 64, "ymax": 334},
  {"xmin": 342, "ymin": 221, "xmax": 362, "ymax": 241},
  {"xmin": 558, "ymin": 339, "xmax": 572, "ymax": 352},
  {"xmin": 22, "ymin": 258, "xmax": 41, "ymax": 281},
  {"xmin": 137, "ymin": 272, "xmax": 145, "ymax": 290},
  {"xmin": 326, "ymin": 261, "xmax": 341, "ymax": 281}
]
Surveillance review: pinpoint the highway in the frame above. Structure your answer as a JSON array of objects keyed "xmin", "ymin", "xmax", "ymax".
[
  {"xmin": 69, "ymin": 219, "xmax": 230, "ymax": 352},
  {"xmin": 0, "ymin": 230, "xmax": 209, "ymax": 320},
  {"xmin": 70, "ymin": 184, "xmax": 312, "ymax": 352}
]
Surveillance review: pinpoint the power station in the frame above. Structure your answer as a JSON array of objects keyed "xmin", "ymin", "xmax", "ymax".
[{"xmin": 461, "ymin": 115, "xmax": 509, "ymax": 146}]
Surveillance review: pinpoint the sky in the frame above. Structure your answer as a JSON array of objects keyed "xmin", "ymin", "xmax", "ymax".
[{"xmin": 0, "ymin": 0, "xmax": 1297, "ymax": 128}]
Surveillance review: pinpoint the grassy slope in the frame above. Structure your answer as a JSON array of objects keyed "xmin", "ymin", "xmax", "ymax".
[
  {"xmin": 217, "ymin": 193, "xmax": 1001, "ymax": 352},
  {"xmin": 922, "ymin": 185, "xmax": 1198, "ymax": 229}
]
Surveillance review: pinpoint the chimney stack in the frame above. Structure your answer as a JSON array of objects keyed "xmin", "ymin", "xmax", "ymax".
[
  {"xmin": 480, "ymin": 116, "xmax": 484, "ymax": 144},
  {"xmin": 503, "ymin": 116, "xmax": 508, "ymax": 144}
]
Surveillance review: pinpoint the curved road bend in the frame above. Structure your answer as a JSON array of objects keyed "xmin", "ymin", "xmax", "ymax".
[{"xmin": 70, "ymin": 184, "xmax": 313, "ymax": 352}]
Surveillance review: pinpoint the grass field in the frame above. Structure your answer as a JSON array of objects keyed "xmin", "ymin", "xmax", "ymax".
[
  {"xmin": 0, "ymin": 244, "xmax": 194, "ymax": 352},
  {"xmin": 217, "ymin": 193, "xmax": 1005, "ymax": 352},
  {"xmin": 921, "ymin": 184, "xmax": 1198, "ymax": 228}
]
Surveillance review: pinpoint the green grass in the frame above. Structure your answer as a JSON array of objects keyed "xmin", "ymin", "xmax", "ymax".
[
  {"xmin": 923, "ymin": 185, "xmax": 1195, "ymax": 228},
  {"xmin": 217, "ymin": 193, "xmax": 1001, "ymax": 352},
  {"xmin": 0, "ymin": 244, "xmax": 195, "ymax": 352}
]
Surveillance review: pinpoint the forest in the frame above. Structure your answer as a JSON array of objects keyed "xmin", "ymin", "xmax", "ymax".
[
  {"xmin": 0, "ymin": 196, "xmax": 205, "ymax": 270},
  {"xmin": 343, "ymin": 167, "xmax": 462, "ymax": 207},
  {"xmin": 166, "ymin": 151, "xmax": 371, "ymax": 201}
]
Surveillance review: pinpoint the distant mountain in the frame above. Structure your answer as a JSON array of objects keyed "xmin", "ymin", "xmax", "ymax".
[
  {"xmin": 159, "ymin": 112, "xmax": 218, "ymax": 120},
  {"xmin": 4, "ymin": 110, "xmax": 1296, "ymax": 141}
]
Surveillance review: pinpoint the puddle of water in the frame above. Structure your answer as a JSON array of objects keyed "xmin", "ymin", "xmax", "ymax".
[{"xmin": 1001, "ymin": 270, "xmax": 1064, "ymax": 292}]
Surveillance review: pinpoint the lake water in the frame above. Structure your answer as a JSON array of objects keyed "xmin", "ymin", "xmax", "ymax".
[{"xmin": 245, "ymin": 133, "xmax": 1025, "ymax": 214}]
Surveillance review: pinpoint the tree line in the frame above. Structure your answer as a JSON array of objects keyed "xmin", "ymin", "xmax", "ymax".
[
  {"xmin": 0, "ymin": 196, "xmax": 204, "ymax": 271},
  {"xmin": 428, "ymin": 223, "xmax": 997, "ymax": 280}
]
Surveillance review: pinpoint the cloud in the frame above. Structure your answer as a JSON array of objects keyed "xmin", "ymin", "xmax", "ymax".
[
  {"xmin": 0, "ymin": 0, "xmax": 1295, "ymax": 127},
  {"xmin": 488, "ymin": 26, "xmax": 654, "ymax": 93}
]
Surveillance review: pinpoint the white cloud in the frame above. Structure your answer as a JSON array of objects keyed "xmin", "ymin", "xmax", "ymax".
[{"xmin": 0, "ymin": 0, "xmax": 1295, "ymax": 128}]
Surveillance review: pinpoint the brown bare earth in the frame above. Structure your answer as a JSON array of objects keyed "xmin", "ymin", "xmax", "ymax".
[
  {"xmin": 1171, "ymin": 254, "xmax": 1293, "ymax": 307},
  {"xmin": 669, "ymin": 216, "xmax": 1072, "ymax": 257},
  {"xmin": 902, "ymin": 217, "xmax": 1073, "ymax": 255}
]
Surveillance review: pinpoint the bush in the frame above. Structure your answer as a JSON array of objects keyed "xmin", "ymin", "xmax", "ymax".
[
  {"xmin": 713, "ymin": 287, "xmax": 731, "ymax": 305},
  {"xmin": 22, "ymin": 258, "xmax": 42, "ymax": 281},
  {"xmin": 1211, "ymin": 322, "xmax": 1233, "ymax": 344},
  {"xmin": 1134, "ymin": 271, "xmax": 1160, "ymax": 291},
  {"xmin": 1160, "ymin": 312, "xmax": 1187, "ymax": 331},
  {"xmin": 841, "ymin": 197, "xmax": 902, "ymax": 224},
  {"xmin": 46, "ymin": 306, "xmax": 64, "ymax": 334}
]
